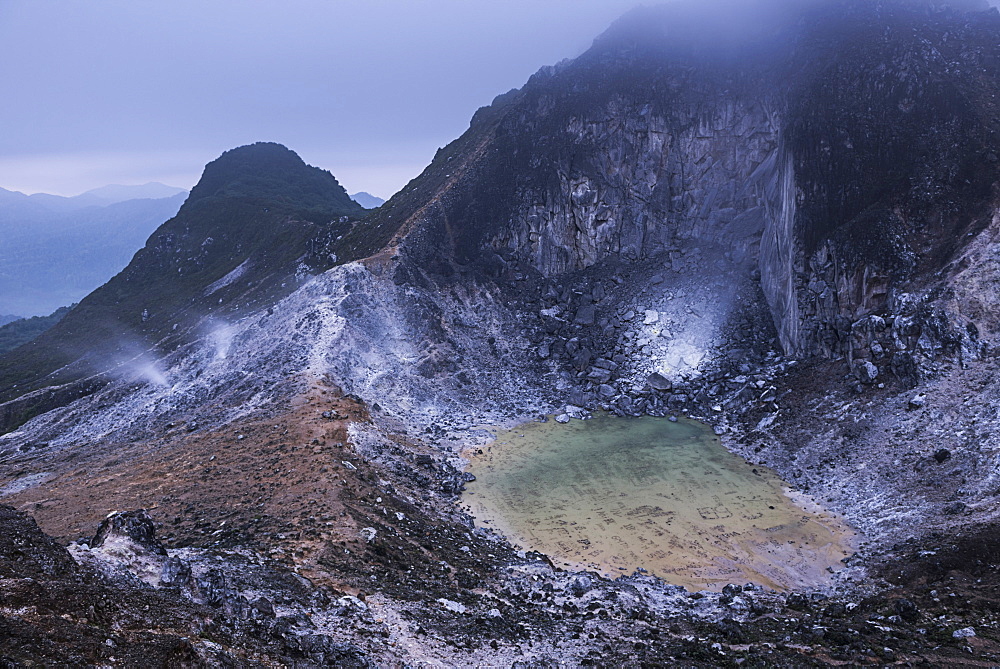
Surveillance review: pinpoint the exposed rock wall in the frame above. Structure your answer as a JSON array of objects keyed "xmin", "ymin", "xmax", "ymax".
[
  {"xmin": 759, "ymin": 147, "xmax": 800, "ymax": 354},
  {"xmin": 774, "ymin": 3, "xmax": 1000, "ymax": 373},
  {"xmin": 392, "ymin": 3, "xmax": 998, "ymax": 394},
  {"xmin": 487, "ymin": 98, "xmax": 781, "ymax": 278}
]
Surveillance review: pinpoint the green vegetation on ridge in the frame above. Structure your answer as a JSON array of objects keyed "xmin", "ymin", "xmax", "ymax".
[
  {"xmin": 0, "ymin": 306, "xmax": 72, "ymax": 356},
  {"xmin": 0, "ymin": 143, "xmax": 369, "ymax": 428}
]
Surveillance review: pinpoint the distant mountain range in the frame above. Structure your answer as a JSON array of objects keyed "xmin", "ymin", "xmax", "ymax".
[
  {"xmin": 349, "ymin": 191, "xmax": 385, "ymax": 209},
  {"xmin": 0, "ymin": 184, "xmax": 188, "ymax": 317},
  {"xmin": 0, "ymin": 182, "xmax": 187, "ymax": 215}
]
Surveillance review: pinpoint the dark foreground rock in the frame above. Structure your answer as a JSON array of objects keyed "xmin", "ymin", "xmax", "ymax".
[
  {"xmin": 91, "ymin": 509, "xmax": 167, "ymax": 555},
  {"xmin": 4, "ymin": 502, "xmax": 1000, "ymax": 666},
  {"xmin": 0, "ymin": 504, "xmax": 371, "ymax": 667}
]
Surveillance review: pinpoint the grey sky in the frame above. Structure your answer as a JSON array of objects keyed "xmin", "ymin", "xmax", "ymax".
[{"xmin": 0, "ymin": 0, "xmax": 645, "ymax": 199}]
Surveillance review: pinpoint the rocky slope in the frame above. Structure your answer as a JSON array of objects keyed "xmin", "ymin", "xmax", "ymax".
[
  {"xmin": 0, "ymin": 142, "xmax": 366, "ymax": 431},
  {"xmin": 3, "ymin": 0, "xmax": 1000, "ymax": 665}
]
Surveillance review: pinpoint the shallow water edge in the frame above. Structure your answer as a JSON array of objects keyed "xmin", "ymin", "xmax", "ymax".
[{"xmin": 462, "ymin": 414, "xmax": 857, "ymax": 592}]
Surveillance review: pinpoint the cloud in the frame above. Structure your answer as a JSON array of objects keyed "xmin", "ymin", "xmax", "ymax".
[
  {"xmin": 0, "ymin": 0, "xmax": 644, "ymax": 197},
  {"xmin": 3, "ymin": 0, "xmax": 996, "ymax": 197}
]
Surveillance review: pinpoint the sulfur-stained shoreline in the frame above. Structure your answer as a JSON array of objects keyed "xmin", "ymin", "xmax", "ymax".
[{"xmin": 463, "ymin": 414, "xmax": 857, "ymax": 592}]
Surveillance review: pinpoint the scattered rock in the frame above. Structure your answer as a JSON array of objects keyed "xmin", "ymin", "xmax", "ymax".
[
  {"xmin": 568, "ymin": 575, "xmax": 592, "ymax": 597},
  {"xmin": 894, "ymin": 598, "xmax": 920, "ymax": 622},
  {"xmin": 942, "ymin": 501, "xmax": 967, "ymax": 515},
  {"xmin": 159, "ymin": 556, "xmax": 192, "ymax": 587},
  {"xmin": 785, "ymin": 592, "xmax": 810, "ymax": 611},
  {"xmin": 933, "ymin": 449, "xmax": 952, "ymax": 464},
  {"xmin": 587, "ymin": 367, "xmax": 613, "ymax": 384},
  {"xmin": 574, "ymin": 305, "xmax": 597, "ymax": 326},
  {"xmin": 953, "ymin": 627, "xmax": 976, "ymax": 639},
  {"xmin": 250, "ymin": 597, "xmax": 275, "ymax": 618},
  {"xmin": 437, "ymin": 598, "xmax": 467, "ymax": 614},
  {"xmin": 337, "ymin": 595, "xmax": 368, "ymax": 611}
]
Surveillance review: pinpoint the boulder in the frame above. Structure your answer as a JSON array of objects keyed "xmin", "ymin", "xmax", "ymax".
[
  {"xmin": 437, "ymin": 598, "xmax": 467, "ymax": 614},
  {"xmin": 894, "ymin": 598, "xmax": 920, "ymax": 623},
  {"xmin": 572, "ymin": 348, "xmax": 594, "ymax": 371},
  {"xmin": 646, "ymin": 372, "xmax": 673, "ymax": 391},
  {"xmin": 942, "ymin": 501, "xmax": 967, "ymax": 515},
  {"xmin": 159, "ymin": 556, "xmax": 192, "ymax": 587},
  {"xmin": 785, "ymin": 592, "xmax": 810, "ymax": 611},
  {"xmin": 587, "ymin": 367, "xmax": 613, "ymax": 384},
  {"xmin": 856, "ymin": 361, "xmax": 879, "ymax": 384},
  {"xmin": 91, "ymin": 509, "xmax": 167, "ymax": 556},
  {"xmin": 573, "ymin": 304, "xmax": 597, "ymax": 326},
  {"xmin": 933, "ymin": 448, "xmax": 951, "ymax": 464},
  {"xmin": 568, "ymin": 575, "xmax": 592, "ymax": 597}
]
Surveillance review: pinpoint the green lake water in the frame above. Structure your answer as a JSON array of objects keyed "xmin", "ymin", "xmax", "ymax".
[{"xmin": 462, "ymin": 414, "xmax": 856, "ymax": 592}]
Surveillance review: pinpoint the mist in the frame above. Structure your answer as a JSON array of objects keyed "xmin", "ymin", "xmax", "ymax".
[
  {"xmin": 596, "ymin": 0, "xmax": 999, "ymax": 57},
  {"xmin": 1, "ymin": 0, "xmax": 996, "ymax": 200},
  {"xmin": 104, "ymin": 340, "xmax": 170, "ymax": 389},
  {"xmin": 0, "ymin": 0, "xmax": 644, "ymax": 199}
]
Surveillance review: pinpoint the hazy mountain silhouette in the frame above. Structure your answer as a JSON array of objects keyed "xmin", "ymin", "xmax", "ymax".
[
  {"xmin": 350, "ymin": 191, "xmax": 385, "ymax": 209},
  {"xmin": 0, "ymin": 191, "xmax": 187, "ymax": 317}
]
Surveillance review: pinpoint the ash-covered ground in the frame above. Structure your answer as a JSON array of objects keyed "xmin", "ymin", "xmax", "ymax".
[{"xmin": 2, "ymin": 235, "xmax": 1000, "ymax": 665}]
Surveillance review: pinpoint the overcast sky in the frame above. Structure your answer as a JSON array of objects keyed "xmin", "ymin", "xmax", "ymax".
[{"xmin": 0, "ymin": 0, "xmax": 646, "ymax": 199}]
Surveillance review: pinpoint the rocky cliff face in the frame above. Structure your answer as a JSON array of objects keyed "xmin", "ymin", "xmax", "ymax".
[
  {"xmin": 474, "ymin": 90, "xmax": 781, "ymax": 277},
  {"xmin": 778, "ymin": 2, "xmax": 1000, "ymax": 369},
  {"xmin": 386, "ymin": 0, "xmax": 1000, "ymax": 395}
]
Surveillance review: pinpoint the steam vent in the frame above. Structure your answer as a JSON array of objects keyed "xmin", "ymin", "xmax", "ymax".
[{"xmin": 3, "ymin": 1, "xmax": 1000, "ymax": 665}]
